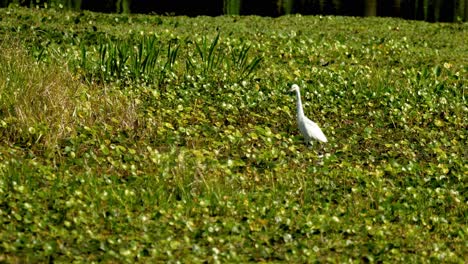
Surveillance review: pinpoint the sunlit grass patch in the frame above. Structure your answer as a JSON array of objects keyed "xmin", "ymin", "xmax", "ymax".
[
  {"xmin": 0, "ymin": 37, "xmax": 139, "ymax": 154},
  {"xmin": 0, "ymin": 37, "xmax": 79, "ymax": 149}
]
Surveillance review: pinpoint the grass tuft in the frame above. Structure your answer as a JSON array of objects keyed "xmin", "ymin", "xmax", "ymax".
[{"xmin": 0, "ymin": 37, "xmax": 140, "ymax": 154}]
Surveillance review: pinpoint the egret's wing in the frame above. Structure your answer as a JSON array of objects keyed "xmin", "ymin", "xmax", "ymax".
[{"xmin": 303, "ymin": 117, "xmax": 328, "ymax": 143}]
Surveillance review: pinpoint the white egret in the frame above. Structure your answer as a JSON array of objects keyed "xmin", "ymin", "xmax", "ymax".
[{"xmin": 289, "ymin": 84, "xmax": 327, "ymax": 145}]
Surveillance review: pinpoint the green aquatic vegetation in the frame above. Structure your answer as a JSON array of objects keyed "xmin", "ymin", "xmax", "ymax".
[
  {"xmin": 87, "ymin": 35, "xmax": 180, "ymax": 84},
  {"xmin": 0, "ymin": 6, "xmax": 467, "ymax": 263}
]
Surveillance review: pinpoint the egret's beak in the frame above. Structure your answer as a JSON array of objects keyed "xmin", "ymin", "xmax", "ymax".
[{"xmin": 289, "ymin": 84, "xmax": 299, "ymax": 93}]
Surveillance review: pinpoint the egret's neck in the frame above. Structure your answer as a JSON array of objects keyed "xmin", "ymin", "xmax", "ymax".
[{"xmin": 295, "ymin": 89, "xmax": 305, "ymax": 118}]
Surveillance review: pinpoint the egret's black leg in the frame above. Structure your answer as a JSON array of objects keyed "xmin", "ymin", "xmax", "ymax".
[{"xmin": 317, "ymin": 144, "xmax": 324, "ymax": 158}]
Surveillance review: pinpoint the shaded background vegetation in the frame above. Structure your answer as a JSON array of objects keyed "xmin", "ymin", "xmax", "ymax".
[{"xmin": 1, "ymin": 0, "xmax": 467, "ymax": 21}]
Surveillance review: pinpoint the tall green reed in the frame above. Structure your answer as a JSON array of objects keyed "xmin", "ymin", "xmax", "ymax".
[
  {"xmin": 186, "ymin": 33, "xmax": 262, "ymax": 83},
  {"xmin": 77, "ymin": 35, "xmax": 180, "ymax": 85}
]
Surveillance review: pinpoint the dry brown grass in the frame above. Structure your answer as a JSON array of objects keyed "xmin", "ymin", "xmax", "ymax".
[{"xmin": 0, "ymin": 37, "xmax": 139, "ymax": 151}]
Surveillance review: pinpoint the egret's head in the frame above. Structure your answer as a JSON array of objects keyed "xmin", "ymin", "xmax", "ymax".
[{"xmin": 289, "ymin": 84, "xmax": 300, "ymax": 93}]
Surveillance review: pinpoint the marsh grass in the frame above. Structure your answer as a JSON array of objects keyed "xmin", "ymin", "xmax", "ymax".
[
  {"xmin": 74, "ymin": 32, "xmax": 261, "ymax": 87},
  {"xmin": 0, "ymin": 37, "xmax": 140, "ymax": 154},
  {"xmin": 186, "ymin": 32, "xmax": 262, "ymax": 83},
  {"xmin": 192, "ymin": 32, "xmax": 224, "ymax": 77},
  {"xmin": 0, "ymin": 7, "xmax": 466, "ymax": 263},
  {"xmin": 0, "ymin": 38, "xmax": 78, "ymax": 149}
]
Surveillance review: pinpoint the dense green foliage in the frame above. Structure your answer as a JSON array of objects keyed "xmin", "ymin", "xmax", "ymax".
[
  {"xmin": 0, "ymin": 7, "xmax": 467, "ymax": 263},
  {"xmin": 2, "ymin": 0, "xmax": 467, "ymax": 22}
]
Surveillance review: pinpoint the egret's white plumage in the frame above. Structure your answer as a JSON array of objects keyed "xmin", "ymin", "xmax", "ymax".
[{"xmin": 290, "ymin": 84, "xmax": 327, "ymax": 144}]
